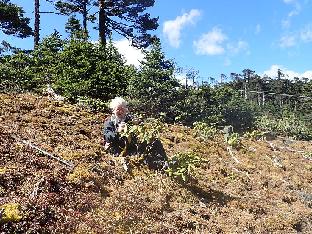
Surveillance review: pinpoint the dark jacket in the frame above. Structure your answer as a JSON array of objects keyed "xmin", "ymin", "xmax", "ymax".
[
  {"xmin": 103, "ymin": 114, "xmax": 132, "ymax": 144},
  {"xmin": 103, "ymin": 114, "xmax": 167, "ymax": 169}
]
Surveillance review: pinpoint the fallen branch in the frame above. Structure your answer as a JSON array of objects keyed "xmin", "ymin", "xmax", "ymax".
[
  {"xmin": 226, "ymin": 146, "xmax": 240, "ymax": 163},
  {"xmin": 0, "ymin": 123, "xmax": 74, "ymax": 168},
  {"xmin": 218, "ymin": 157, "xmax": 250, "ymax": 179},
  {"xmin": 10, "ymin": 135, "xmax": 74, "ymax": 168},
  {"xmin": 266, "ymin": 141, "xmax": 278, "ymax": 151}
]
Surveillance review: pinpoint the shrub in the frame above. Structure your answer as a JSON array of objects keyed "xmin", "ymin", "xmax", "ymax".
[
  {"xmin": 53, "ymin": 39, "xmax": 131, "ymax": 101},
  {"xmin": 120, "ymin": 118, "xmax": 164, "ymax": 154},
  {"xmin": 127, "ymin": 40, "xmax": 179, "ymax": 120},
  {"xmin": 243, "ymin": 130, "xmax": 265, "ymax": 140},
  {"xmin": 193, "ymin": 121, "xmax": 218, "ymax": 141},
  {"xmin": 225, "ymin": 132, "xmax": 241, "ymax": 148},
  {"xmin": 255, "ymin": 113, "xmax": 312, "ymax": 140},
  {"xmin": 0, "ymin": 52, "xmax": 34, "ymax": 92},
  {"xmin": 166, "ymin": 152, "xmax": 204, "ymax": 182}
]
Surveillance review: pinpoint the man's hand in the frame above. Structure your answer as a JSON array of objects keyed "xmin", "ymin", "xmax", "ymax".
[{"xmin": 117, "ymin": 122, "xmax": 127, "ymax": 133}]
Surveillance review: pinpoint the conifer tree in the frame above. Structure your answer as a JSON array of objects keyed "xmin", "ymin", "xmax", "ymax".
[
  {"xmin": 128, "ymin": 39, "xmax": 179, "ymax": 117},
  {"xmin": 0, "ymin": 0, "xmax": 32, "ymax": 38},
  {"xmin": 48, "ymin": 0, "xmax": 96, "ymax": 39},
  {"xmin": 97, "ymin": 0, "xmax": 158, "ymax": 48}
]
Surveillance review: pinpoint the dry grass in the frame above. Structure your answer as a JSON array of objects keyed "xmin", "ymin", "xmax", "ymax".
[{"xmin": 0, "ymin": 92, "xmax": 311, "ymax": 233}]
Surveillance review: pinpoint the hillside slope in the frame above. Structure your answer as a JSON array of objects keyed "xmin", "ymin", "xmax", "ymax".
[{"xmin": 0, "ymin": 93, "xmax": 312, "ymax": 233}]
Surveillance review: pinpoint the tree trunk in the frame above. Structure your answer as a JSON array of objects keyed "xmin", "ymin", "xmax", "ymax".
[
  {"xmin": 34, "ymin": 0, "xmax": 40, "ymax": 48},
  {"xmin": 98, "ymin": 0, "xmax": 106, "ymax": 45},
  {"xmin": 82, "ymin": 0, "xmax": 88, "ymax": 39}
]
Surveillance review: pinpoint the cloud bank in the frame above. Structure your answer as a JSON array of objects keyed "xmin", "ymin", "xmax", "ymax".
[
  {"xmin": 113, "ymin": 39, "xmax": 145, "ymax": 67},
  {"xmin": 262, "ymin": 64, "xmax": 312, "ymax": 79},
  {"xmin": 193, "ymin": 27, "xmax": 227, "ymax": 55},
  {"xmin": 163, "ymin": 9, "xmax": 201, "ymax": 48}
]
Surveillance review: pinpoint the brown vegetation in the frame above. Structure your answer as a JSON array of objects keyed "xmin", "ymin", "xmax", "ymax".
[{"xmin": 0, "ymin": 93, "xmax": 311, "ymax": 233}]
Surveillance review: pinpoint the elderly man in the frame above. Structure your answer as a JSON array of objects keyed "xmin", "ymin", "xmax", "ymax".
[
  {"xmin": 103, "ymin": 97, "xmax": 168, "ymax": 170},
  {"xmin": 103, "ymin": 97, "xmax": 131, "ymax": 154}
]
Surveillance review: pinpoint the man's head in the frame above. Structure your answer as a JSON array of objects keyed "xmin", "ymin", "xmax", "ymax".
[{"xmin": 110, "ymin": 97, "xmax": 128, "ymax": 119}]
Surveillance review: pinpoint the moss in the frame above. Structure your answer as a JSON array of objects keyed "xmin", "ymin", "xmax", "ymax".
[
  {"xmin": 0, "ymin": 203, "xmax": 22, "ymax": 223},
  {"xmin": 67, "ymin": 163, "xmax": 92, "ymax": 184},
  {"xmin": 0, "ymin": 167, "xmax": 7, "ymax": 175},
  {"xmin": 60, "ymin": 150, "xmax": 83, "ymax": 161},
  {"xmin": 0, "ymin": 186, "xmax": 5, "ymax": 196}
]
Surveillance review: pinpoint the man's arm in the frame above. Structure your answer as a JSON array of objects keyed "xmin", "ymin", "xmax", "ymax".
[{"xmin": 103, "ymin": 119, "xmax": 118, "ymax": 143}]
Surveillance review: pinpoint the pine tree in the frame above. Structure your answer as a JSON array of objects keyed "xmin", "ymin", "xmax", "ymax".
[
  {"xmin": 34, "ymin": 0, "xmax": 40, "ymax": 47},
  {"xmin": 127, "ymin": 39, "xmax": 179, "ymax": 117},
  {"xmin": 48, "ymin": 0, "xmax": 96, "ymax": 39},
  {"xmin": 97, "ymin": 0, "xmax": 158, "ymax": 48},
  {"xmin": 65, "ymin": 15, "xmax": 84, "ymax": 38},
  {"xmin": 0, "ymin": 0, "xmax": 32, "ymax": 38}
]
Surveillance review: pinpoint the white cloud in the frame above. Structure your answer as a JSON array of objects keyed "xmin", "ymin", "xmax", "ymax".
[
  {"xmin": 163, "ymin": 9, "xmax": 201, "ymax": 48},
  {"xmin": 262, "ymin": 65, "xmax": 312, "ymax": 79},
  {"xmin": 288, "ymin": 3, "xmax": 301, "ymax": 17},
  {"xmin": 175, "ymin": 74, "xmax": 196, "ymax": 86},
  {"xmin": 255, "ymin": 24, "xmax": 261, "ymax": 34},
  {"xmin": 283, "ymin": 0, "xmax": 296, "ymax": 4},
  {"xmin": 281, "ymin": 19, "xmax": 291, "ymax": 29},
  {"xmin": 281, "ymin": 0, "xmax": 301, "ymax": 29},
  {"xmin": 262, "ymin": 65, "xmax": 280, "ymax": 78},
  {"xmin": 193, "ymin": 27, "xmax": 227, "ymax": 55},
  {"xmin": 300, "ymin": 24, "xmax": 312, "ymax": 42},
  {"xmin": 113, "ymin": 39, "xmax": 145, "ymax": 67},
  {"xmin": 227, "ymin": 40, "xmax": 249, "ymax": 55},
  {"xmin": 302, "ymin": 70, "xmax": 312, "ymax": 78},
  {"xmin": 279, "ymin": 35, "xmax": 296, "ymax": 48},
  {"xmin": 278, "ymin": 24, "xmax": 312, "ymax": 48}
]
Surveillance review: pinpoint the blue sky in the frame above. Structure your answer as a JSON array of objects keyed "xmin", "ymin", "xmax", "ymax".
[{"xmin": 2, "ymin": 0, "xmax": 312, "ymax": 83}]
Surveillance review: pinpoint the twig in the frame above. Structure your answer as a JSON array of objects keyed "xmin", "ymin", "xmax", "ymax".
[
  {"xmin": 0, "ymin": 124, "xmax": 74, "ymax": 168},
  {"xmin": 9, "ymin": 134, "xmax": 74, "ymax": 168},
  {"xmin": 266, "ymin": 140, "xmax": 278, "ymax": 151},
  {"xmin": 265, "ymin": 155, "xmax": 284, "ymax": 168},
  {"xmin": 30, "ymin": 176, "xmax": 45, "ymax": 199},
  {"xmin": 218, "ymin": 157, "xmax": 250, "ymax": 179},
  {"xmin": 226, "ymin": 146, "xmax": 240, "ymax": 163}
]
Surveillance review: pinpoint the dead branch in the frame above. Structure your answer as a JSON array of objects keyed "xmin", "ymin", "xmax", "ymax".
[
  {"xmin": 0, "ymin": 123, "xmax": 74, "ymax": 168},
  {"xmin": 265, "ymin": 155, "xmax": 284, "ymax": 168},
  {"xmin": 218, "ymin": 157, "xmax": 250, "ymax": 179},
  {"xmin": 17, "ymin": 137, "xmax": 74, "ymax": 168},
  {"xmin": 11, "ymin": 134, "xmax": 74, "ymax": 168},
  {"xmin": 226, "ymin": 146, "xmax": 240, "ymax": 163},
  {"xmin": 30, "ymin": 176, "xmax": 45, "ymax": 199}
]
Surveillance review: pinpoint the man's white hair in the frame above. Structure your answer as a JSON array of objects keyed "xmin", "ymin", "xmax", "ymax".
[{"xmin": 109, "ymin": 97, "xmax": 128, "ymax": 111}]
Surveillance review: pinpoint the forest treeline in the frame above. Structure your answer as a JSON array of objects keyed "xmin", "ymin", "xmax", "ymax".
[{"xmin": 0, "ymin": 0, "xmax": 311, "ymax": 140}]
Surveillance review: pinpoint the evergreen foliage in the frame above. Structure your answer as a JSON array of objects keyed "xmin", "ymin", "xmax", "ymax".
[
  {"xmin": 127, "ymin": 40, "xmax": 179, "ymax": 120},
  {"xmin": 97, "ymin": 0, "xmax": 158, "ymax": 47},
  {"xmin": 48, "ymin": 0, "xmax": 159, "ymax": 47},
  {"xmin": 0, "ymin": 33, "xmax": 133, "ymax": 100},
  {"xmin": 0, "ymin": 0, "xmax": 32, "ymax": 38},
  {"xmin": 48, "ymin": 0, "xmax": 96, "ymax": 39},
  {"xmin": 65, "ymin": 15, "xmax": 85, "ymax": 39},
  {"xmin": 0, "ymin": 4, "xmax": 311, "ymax": 141}
]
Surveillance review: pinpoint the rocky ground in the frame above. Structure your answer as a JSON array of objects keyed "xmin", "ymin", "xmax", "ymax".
[{"xmin": 0, "ymin": 93, "xmax": 311, "ymax": 233}]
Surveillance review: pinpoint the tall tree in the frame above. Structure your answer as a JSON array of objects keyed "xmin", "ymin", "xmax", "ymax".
[
  {"xmin": 0, "ymin": 0, "xmax": 32, "ymax": 38},
  {"xmin": 65, "ymin": 15, "xmax": 84, "ymax": 38},
  {"xmin": 34, "ymin": 0, "xmax": 40, "ymax": 47},
  {"xmin": 127, "ymin": 39, "xmax": 179, "ymax": 117},
  {"xmin": 97, "ymin": 0, "xmax": 158, "ymax": 48},
  {"xmin": 242, "ymin": 69, "xmax": 255, "ymax": 100},
  {"xmin": 48, "ymin": 0, "xmax": 96, "ymax": 39}
]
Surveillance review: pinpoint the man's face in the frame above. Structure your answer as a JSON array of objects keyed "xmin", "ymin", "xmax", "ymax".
[{"xmin": 114, "ymin": 106, "xmax": 127, "ymax": 118}]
